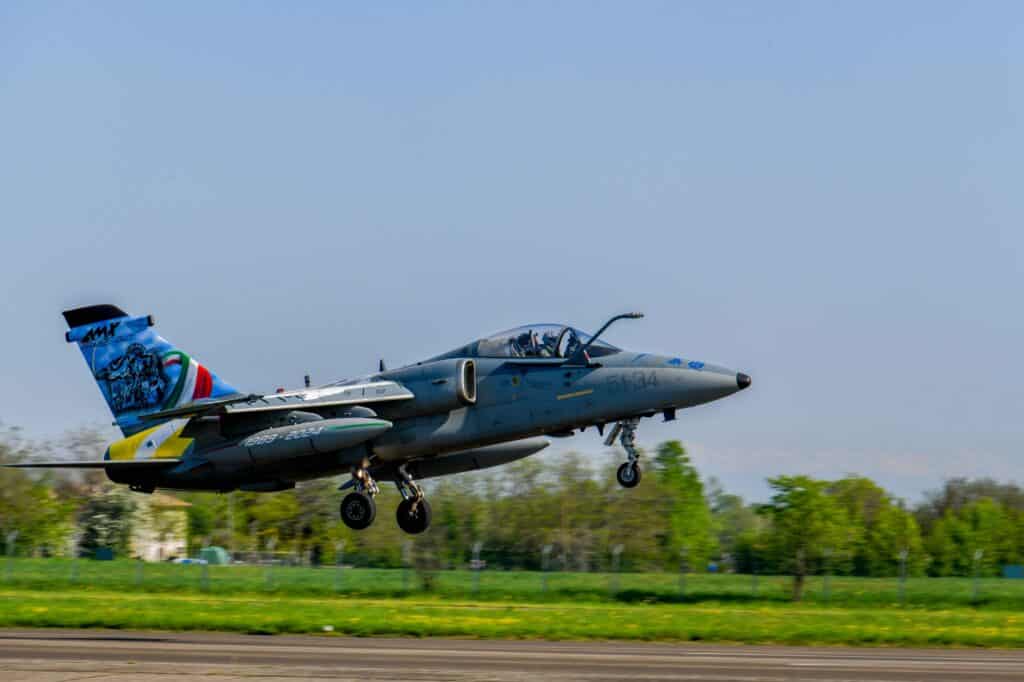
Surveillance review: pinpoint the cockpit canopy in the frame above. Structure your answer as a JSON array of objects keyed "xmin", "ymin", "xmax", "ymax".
[{"xmin": 436, "ymin": 324, "xmax": 621, "ymax": 360}]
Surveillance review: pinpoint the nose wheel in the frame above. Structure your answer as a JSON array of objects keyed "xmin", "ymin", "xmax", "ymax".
[
  {"xmin": 616, "ymin": 461, "xmax": 641, "ymax": 488},
  {"xmin": 606, "ymin": 418, "xmax": 642, "ymax": 488}
]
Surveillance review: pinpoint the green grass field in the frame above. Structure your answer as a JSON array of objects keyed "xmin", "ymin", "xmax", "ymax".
[{"xmin": 3, "ymin": 559, "xmax": 1023, "ymax": 646}]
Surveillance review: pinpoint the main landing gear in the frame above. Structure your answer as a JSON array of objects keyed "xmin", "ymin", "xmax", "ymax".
[
  {"xmin": 395, "ymin": 464, "xmax": 432, "ymax": 535},
  {"xmin": 605, "ymin": 418, "xmax": 642, "ymax": 488},
  {"xmin": 340, "ymin": 490, "xmax": 376, "ymax": 530},
  {"xmin": 339, "ymin": 460, "xmax": 433, "ymax": 535},
  {"xmin": 340, "ymin": 460, "xmax": 379, "ymax": 530}
]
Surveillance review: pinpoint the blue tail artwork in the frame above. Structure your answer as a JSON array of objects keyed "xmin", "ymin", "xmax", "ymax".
[{"xmin": 63, "ymin": 304, "xmax": 239, "ymax": 435}]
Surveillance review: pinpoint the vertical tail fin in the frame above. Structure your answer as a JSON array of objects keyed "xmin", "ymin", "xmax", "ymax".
[{"xmin": 63, "ymin": 304, "xmax": 240, "ymax": 435}]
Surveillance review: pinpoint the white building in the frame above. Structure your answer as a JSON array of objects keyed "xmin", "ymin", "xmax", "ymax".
[{"xmin": 130, "ymin": 492, "xmax": 191, "ymax": 561}]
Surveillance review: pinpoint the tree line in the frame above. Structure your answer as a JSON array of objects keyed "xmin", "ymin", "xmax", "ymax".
[{"xmin": 3, "ymin": 426, "xmax": 1024, "ymax": 599}]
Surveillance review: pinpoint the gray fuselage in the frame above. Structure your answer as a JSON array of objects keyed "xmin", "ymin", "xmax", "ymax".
[
  {"xmin": 111, "ymin": 347, "xmax": 748, "ymax": 492},
  {"xmin": 372, "ymin": 352, "xmax": 744, "ymax": 461}
]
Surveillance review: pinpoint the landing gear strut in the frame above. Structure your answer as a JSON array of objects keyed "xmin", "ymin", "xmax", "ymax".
[
  {"xmin": 340, "ymin": 460, "xmax": 379, "ymax": 530},
  {"xmin": 395, "ymin": 464, "xmax": 432, "ymax": 535},
  {"xmin": 606, "ymin": 418, "xmax": 642, "ymax": 488}
]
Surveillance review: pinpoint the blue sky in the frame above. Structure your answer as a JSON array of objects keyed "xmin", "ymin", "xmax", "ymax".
[{"xmin": 1, "ymin": 2, "xmax": 1021, "ymax": 501}]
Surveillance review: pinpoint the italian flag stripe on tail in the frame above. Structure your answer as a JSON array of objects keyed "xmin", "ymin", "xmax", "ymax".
[
  {"xmin": 192, "ymin": 363, "xmax": 213, "ymax": 400},
  {"xmin": 162, "ymin": 350, "xmax": 219, "ymax": 408}
]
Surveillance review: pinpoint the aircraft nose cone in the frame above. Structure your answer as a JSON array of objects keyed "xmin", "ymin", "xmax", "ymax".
[{"xmin": 736, "ymin": 373, "xmax": 752, "ymax": 390}]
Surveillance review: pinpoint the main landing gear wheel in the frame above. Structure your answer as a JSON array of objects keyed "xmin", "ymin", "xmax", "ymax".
[
  {"xmin": 396, "ymin": 497, "xmax": 432, "ymax": 534},
  {"xmin": 393, "ymin": 463, "xmax": 431, "ymax": 534},
  {"xmin": 616, "ymin": 462, "xmax": 641, "ymax": 488},
  {"xmin": 340, "ymin": 459, "xmax": 379, "ymax": 530},
  {"xmin": 340, "ymin": 492, "xmax": 377, "ymax": 530}
]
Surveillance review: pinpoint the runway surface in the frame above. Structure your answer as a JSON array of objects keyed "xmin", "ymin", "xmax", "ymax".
[{"xmin": 0, "ymin": 629, "xmax": 1021, "ymax": 681}]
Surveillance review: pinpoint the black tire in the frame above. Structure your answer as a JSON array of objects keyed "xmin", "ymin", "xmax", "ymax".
[
  {"xmin": 396, "ymin": 497, "xmax": 432, "ymax": 535},
  {"xmin": 616, "ymin": 462, "xmax": 641, "ymax": 488},
  {"xmin": 340, "ymin": 492, "xmax": 376, "ymax": 530}
]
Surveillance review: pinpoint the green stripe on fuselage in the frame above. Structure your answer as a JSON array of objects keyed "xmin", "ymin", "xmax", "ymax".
[{"xmin": 324, "ymin": 421, "xmax": 390, "ymax": 432}]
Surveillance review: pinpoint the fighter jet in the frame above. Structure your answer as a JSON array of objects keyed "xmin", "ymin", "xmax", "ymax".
[{"xmin": 10, "ymin": 305, "xmax": 751, "ymax": 534}]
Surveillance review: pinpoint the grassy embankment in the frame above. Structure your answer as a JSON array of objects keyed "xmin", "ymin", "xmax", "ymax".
[{"xmin": 2, "ymin": 559, "xmax": 1023, "ymax": 646}]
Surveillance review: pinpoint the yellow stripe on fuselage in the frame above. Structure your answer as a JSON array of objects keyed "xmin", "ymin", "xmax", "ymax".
[
  {"xmin": 107, "ymin": 419, "xmax": 193, "ymax": 461},
  {"xmin": 556, "ymin": 388, "xmax": 594, "ymax": 401}
]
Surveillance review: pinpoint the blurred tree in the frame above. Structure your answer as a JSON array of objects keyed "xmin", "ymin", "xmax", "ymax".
[
  {"xmin": 77, "ymin": 488, "xmax": 135, "ymax": 558},
  {"xmin": 12, "ymin": 421, "xmax": 1024, "ymax": 579},
  {"xmin": 432, "ymin": 479, "xmax": 463, "ymax": 568},
  {"xmin": 44, "ymin": 428, "xmax": 111, "ymax": 504},
  {"xmin": 867, "ymin": 501, "xmax": 925, "ymax": 577},
  {"xmin": 916, "ymin": 478, "xmax": 1024, "ymax": 532},
  {"xmin": 958, "ymin": 498, "xmax": 1016, "ymax": 576},
  {"xmin": 293, "ymin": 479, "xmax": 335, "ymax": 564},
  {"xmin": 707, "ymin": 476, "xmax": 761, "ymax": 570},
  {"xmin": 183, "ymin": 492, "xmax": 220, "ymax": 554},
  {"xmin": 653, "ymin": 441, "xmax": 716, "ymax": 571},
  {"xmin": 0, "ymin": 428, "xmax": 75, "ymax": 556},
  {"xmin": 760, "ymin": 475, "xmax": 854, "ymax": 601},
  {"xmin": 922, "ymin": 497, "xmax": 1021, "ymax": 576},
  {"xmin": 554, "ymin": 451, "xmax": 604, "ymax": 571},
  {"xmin": 488, "ymin": 457, "xmax": 551, "ymax": 569},
  {"xmin": 923, "ymin": 514, "xmax": 960, "ymax": 577},
  {"xmin": 603, "ymin": 453, "xmax": 670, "ymax": 572},
  {"xmin": 829, "ymin": 476, "xmax": 923, "ymax": 576}
]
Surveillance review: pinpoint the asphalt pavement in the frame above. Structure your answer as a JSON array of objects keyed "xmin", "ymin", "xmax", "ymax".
[{"xmin": 0, "ymin": 629, "xmax": 1021, "ymax": 681}]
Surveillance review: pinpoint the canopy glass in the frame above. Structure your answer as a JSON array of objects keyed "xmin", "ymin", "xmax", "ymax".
[{"xmin": 437, "ymin": 324, "xmax": 620, "ymax": 360}]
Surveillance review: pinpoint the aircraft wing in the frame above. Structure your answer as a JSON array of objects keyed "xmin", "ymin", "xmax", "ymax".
[
  {"xmin": 223, "ymin": 381, "xmax": 414, "ymax": 415},
  {"xmin": 4, "ymin": 460, "xmax": 181, "ymax": 469},
  {"xmin": 137, "ymin": 393, "xmax": 259, "ymax": 422},
  {"xmin": 138, "ymin": 381, "xmax": 413, "ymax": 422}
]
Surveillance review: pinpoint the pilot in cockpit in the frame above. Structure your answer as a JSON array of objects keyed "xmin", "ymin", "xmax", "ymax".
[
  {"xmin": 563, "ymin": 329, "xmax": 583, "ymax": 358},
  {"xmin": 508, "ymin": 328, "xmax": 568, "ymax": 358},
  {"xmin": 539, "ymin": 331, "xmax": 559, "ymax": 357},
  {"xmin": 511, "ymin": 332, "xmax": 531, "ymax": 357}
]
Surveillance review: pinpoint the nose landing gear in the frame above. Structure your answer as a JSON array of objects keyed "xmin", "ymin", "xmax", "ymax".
[
  {"xmin": 616, "ymin": 460, "xmax": 641, "ymax": 488},
  {"xmin": 606, "ymin": 418, "xmax": 642, "ymax": 488}
]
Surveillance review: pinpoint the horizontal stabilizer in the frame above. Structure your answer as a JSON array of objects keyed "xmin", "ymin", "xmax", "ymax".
[{"xmin": 4, "ymin": 460, "xmax": 181, "ymax": 469}]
